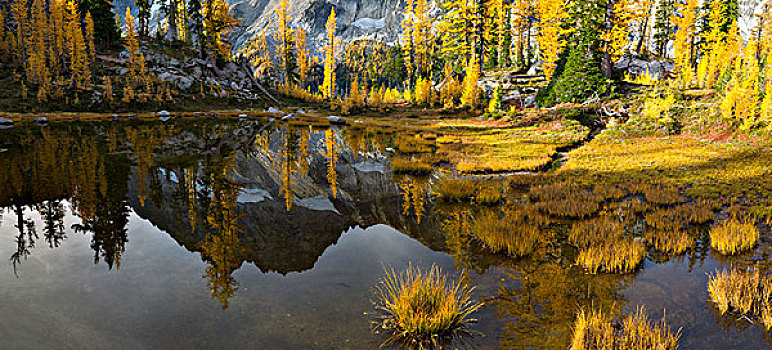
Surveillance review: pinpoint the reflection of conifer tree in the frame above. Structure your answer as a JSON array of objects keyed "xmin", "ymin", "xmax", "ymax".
[
  {"xmin": 72, "ymin": 154, "xmax": 131, "ymax": 270},
  {"xmin": 199, "ymin": 155, "xmax": 246, "ymax": 309},
  {"xmin": 279, "ymin": 127, "xmax": 298, "ymax": 211},
  {"xmin": 323, "ymin": 129, "xmax": 339, "ymax": 198},
  {"xmin": 398, "ymin": 178, "xmax": 427, "ymax": 223},
  {"xmin": 10, "ymin": 203, "xmax": 38, "ymax": 276},
  {"xmin": 40, "ymin": 200, "xmax": 66, "ymax": 248},
  {"xmin": 493, "ymin": 260, "xmax": 631, "ymax": 349},
  {"xmin": 298, "ymin": 126, "xmax": 311, "ymax": 175}
]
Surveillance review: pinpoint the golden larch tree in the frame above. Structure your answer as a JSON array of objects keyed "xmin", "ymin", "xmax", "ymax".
[
  {"xmin": 321, "ymin": 7, "xmax": 337, "ymax": 100},
  {"xmin": 536, "ymin": 0, "xmax": 568, "ymax": 79}
]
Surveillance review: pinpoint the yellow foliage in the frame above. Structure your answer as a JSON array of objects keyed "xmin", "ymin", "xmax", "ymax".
[
  {"xmin": 460, "ymin": 55, "xmax": 480, "ymax": 108},
  {"xmin": 537, "ymin": 0, "xmax": 568, "ymax": 79},
  {"xmin": 709, "ymin": 216, "xmax": 759, "ymax": 255},
  {"xmin": 321, "ymin": 8, "xmax": 337, "ymax": 100},
  {"xmin": 570, "ymin": 307, "xmax": 680, "ymax": 350}
]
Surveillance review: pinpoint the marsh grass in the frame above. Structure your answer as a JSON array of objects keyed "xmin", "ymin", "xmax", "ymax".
[
  {"xmin": 471, "ymin": 210, "xmax": 544, "ymax": 258},
  {"xmin": 645, "ymin": 228, "xmax": 694, "ymax": 255},
  {"xmin": 433, "ymin": 178, "xmax": 505, "ymax": 205},
  {"xmin": 570, "ymin": 217, "xmax": 646, "ymax": 274},
  {"xmin": 374, "ymin": 264, "xmax": 482, "ymax": 349},
  {"xmin": 645, "ymin": 201, "xmax": 715, "ymax": 230},
  {"xmin": 708, "ymin": 268, "xmax": 772, "ymax": 330},
  {"xmin": 709, "ymin": 217, "xmax": 759, "ymax": 255},
  {"xmin": 392, "ymin": 157, "xmax": 433, "ymax": 175},
  {"xmin": 577, "ymin": 241, "xmax": 646, "ymax": 274},
  {"xmin": 570, "ymin": 307, "xmax": 681, "ymax": 350}
]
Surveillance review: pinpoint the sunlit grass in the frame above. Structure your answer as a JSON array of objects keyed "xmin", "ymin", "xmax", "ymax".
[
  {"xmin": 392, "ymin": 157, "xmax": 433, "ymax": 175},
  {"xmin": 708, "ymin": 268, "xmax": 772, "ymax": 330},
  {"xmin": 471, "ymin": 210, "xmax": 544, "ymax": 258},
  {"xmin": 569, "ymin": 216, "xmax": 645, "ymax": 274},
  {"xmin": 709, "ymin": 217, "xmax": 759, "ymax": 255},
  {"xmin": 645, "ymin": 228, "xmax": 694, "ymax": 255},
  {"xmin": 434, "ymin": 179, "xmax": 478, "ymax": 201},
  {"xmin": 577, "ymin": 241, "xmax": 646, "ymax": 274},
  {"xmin": 645, "ymin": 200, "xmax": 716, "ymax": 231},
  {"xmin": 374, "ymin": 264, "xmax": 482, "ymax": 349},
  {"xmin": 570, "ymin": 307, "xmax": 680, "ymax": 350}
]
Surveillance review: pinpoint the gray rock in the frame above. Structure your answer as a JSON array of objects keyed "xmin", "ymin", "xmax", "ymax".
[
  {"xmin": 160, "ymin": 116, "xmax": 172, "ymax": 122},
  {"xmin": 34, "ymin": 117, "xmax": 48, "ymax": 124},
  {"xmin": 296, "ymin": 109, "xmax": 306, "ymax": 114},
  {"xmin": 158, "ymin": 110, "xmax": 171, "ymax": 117},
  {"xmin": 281, "ymin": 114, "xmax": 297, "ymax": 121},
  {"xmin": 238, "ymin": 114, "xmax": 249, "ymax": 119},
  {"xmin": 230, "ymin": 81, "xmax": 240, "ymax": 90},
  {"xmin": 0, "ymin": 117, "xmax": 13, "ymax": 125},
  {"xmin": 267, "ymin": 107, "xmax": 285, "ymax": 115},
  {"xmin": 327, "ymin": 116, "xmax": 347, "ymax": 125}
]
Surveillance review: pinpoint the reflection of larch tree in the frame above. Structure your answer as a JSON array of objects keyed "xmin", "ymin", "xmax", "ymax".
[
  {"xmin": 199, "ymin": 155, "xmax": 246, "ymax": 309},
  {"xmin": 10, "ymin": 203, "xmax": 38, "ymax": 277},
  {"xmin": 492, "ymin": 259, "xmax": 631, "ymax": 349},
  {"xmin": 323, "ymin": 129, "xmax": 339, "ymax": 198},
  {"xmin": 40, "ymin": 200, "xmax": 66, "ymax": 248},
  {"xmin": 72, "ymin": 154, "xmax": 131, "ymax": 270}
]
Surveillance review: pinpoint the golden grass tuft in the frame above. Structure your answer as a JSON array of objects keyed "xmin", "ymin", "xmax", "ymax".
[
  {"xmin": 532, "ymin": 182, "xmax": 601, "ymax": 218},
  {"xmin": 374, "ymin": 264, "xmax": 483, "ymax": 349},
  {"xmin": 645, "ymin": 228, "xmax": 694, "ymax": 255},
  {"xmin": 392, "ymin": 157, "xmax": 433, "ymax": 175},
  {"xmin": 709, "ymin": 217, "xmax": 759, "ymax": 255},
  {"xmin": 433, "ymin": 178, "xmax": 478, "ymax": 201},
  {"xmin": 708, "ymin": 268, "xmax": 772, "ymax": 330},
  {"xmin": 570, "ymin": 307, "xmax": 680, "ymax": 350},
  {"xmin": 645, "ymin": 200, "xmax": 715, "ymax": 231},
  {"xmin": 471, "ymin": 210, "xmax": 544, "ymax": 258},
  {"xmin": 570, "ymin": 217, "xmax": 646, "ymax": 274},
  {"xmin": 577, "ymin": 241, "xmax": 646, "ymax": 274}
]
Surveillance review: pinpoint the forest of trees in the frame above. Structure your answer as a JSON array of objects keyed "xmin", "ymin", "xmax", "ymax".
[{"xmin": 0, "ymin": 0, "xmax": 770, "ymax": 126}]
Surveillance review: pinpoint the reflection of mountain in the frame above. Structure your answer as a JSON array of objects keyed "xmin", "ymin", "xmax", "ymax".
[{"xmin": 126, "ymin": 124, "xmax": 446, "ymax": 276}]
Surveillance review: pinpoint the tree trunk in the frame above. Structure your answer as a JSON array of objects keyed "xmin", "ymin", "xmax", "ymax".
[{"xmin": 601, "ymin": 0, "xmax": 615, "ymax": 78}]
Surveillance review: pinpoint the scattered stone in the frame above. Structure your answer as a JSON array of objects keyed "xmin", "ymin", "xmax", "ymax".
[
  {"xmin": 267, "ymin": 107, "xmax": 285, "ymax": 115},
  {"xmin": 34, "ymin": 117, "xmax": 48, "ymax": 124},
  {"xmin": 160, "ymin": 116, "xmax": 172, "ymax": 122},
  {"xmin": 385, "ymin": 147, "xmax": 395, "ymax": 153},
  {"xmin": 158, "ymin": 110, "xmax": 171, "ymax": 117},
  {"xmin": 328, "ymin": 116, "xmax": 347, "ymax": 125},
  {"xmin": 281, "ymin": 114, "xmax": 297, "ymax": 122},
  {"xmin": 296, "ymin": 109, "xmax": 306, "ymax": 114},
  {"xmin": 238, "ymin": 114, "xmax": 249, "ymax": 119},
  {"xmin": 0, "ymin": 117, "xmax": 14, "ymax": 125}
]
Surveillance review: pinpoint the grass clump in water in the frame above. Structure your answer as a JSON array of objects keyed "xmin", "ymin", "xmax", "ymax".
[
  {"xmin": 570, "ymin": 307, "xmax": 680, "ymax": 350},
  {"xmin": 645, "ymin": 228, "xmax": 694, "ymax": 255},
  {"xmin": 392, "ymin": 157, "xmax": 433, "ymax": 175},
  {"xmin": 708, "ymin": 268, "xmax": 772, "ymax": 330},
  {"xmin": 471, "ymin": 209, "xmax": 544, "ymax": 258},
  {"xmin": 569, "ymin": 217, "xmax": 646, "ymax": 274},
  {"xmin": 374, "ymin": 264, "xmax": 482, "ymax": 349},
  {"xmin": 709, "ymin": 217, "xmax": 759, "ymax": 255}
]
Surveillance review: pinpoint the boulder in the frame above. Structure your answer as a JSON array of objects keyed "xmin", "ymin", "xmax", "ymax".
[
  {"xmin": 0, "ymin": 117, "xmax": 14, "ymax": 125},
  {"xmin": 160, "ymin": 116, "xmax": 172, "ymax": 122},
  {"xmin": 158, "ymin": 110, "xmax": 171, "ymax": 117},
  {"xmin": 238, "ymin": 114, "xmax": 249, "ymax": 119},
  {"xmin": 327, "ymin": 116, "xmax": 347, "ymax": 125},
  {"xmin": 296, "ymin": 109, "xmax": 306, "ymax": 114},
  {"xmin": 615, "ymin": 55, "xmax": 675, "ymax": 79},
  {"xmin": 34, "ymin": 117, "xmax": 49, "ymax": 124}
]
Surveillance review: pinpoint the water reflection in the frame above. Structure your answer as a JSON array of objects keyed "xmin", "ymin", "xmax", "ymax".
[{"xmin": 0, "ymin": 119, "xmax": 769, "ymax": 348}]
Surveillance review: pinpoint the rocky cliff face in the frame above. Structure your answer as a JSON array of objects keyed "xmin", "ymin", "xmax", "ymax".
[{"xmin": 229, "ymin": 0, "xmax": 406, "ymax": 52}]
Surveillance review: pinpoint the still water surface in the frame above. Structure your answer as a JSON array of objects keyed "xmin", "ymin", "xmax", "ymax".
[{"xmin": 0, "ymin": 119, "xmax": 768, "ymax": 349}]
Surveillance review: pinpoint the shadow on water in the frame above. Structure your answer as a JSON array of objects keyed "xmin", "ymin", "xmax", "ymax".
[{"xmin": 0, "ymin": 119, "xmax": 771, "ymax": 349}]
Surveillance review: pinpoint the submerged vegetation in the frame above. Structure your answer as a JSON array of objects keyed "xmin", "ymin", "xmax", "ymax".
[{"xmin": 373, "ymin": 264, "xmax": 482, "ymax": 349}]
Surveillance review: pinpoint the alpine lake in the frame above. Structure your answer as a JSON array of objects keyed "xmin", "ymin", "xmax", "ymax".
[{"xmin": 1, "ymin": 112, "xmax": 771, "ymax": 349}]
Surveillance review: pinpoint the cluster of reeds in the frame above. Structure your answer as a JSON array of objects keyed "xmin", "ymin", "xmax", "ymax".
[
  {"xmin": 471, "ymin": 209, "xmax": 544, "ymax": 258},
  {"xmin": 433, "ymin": 178, "xmax": 506, "ymax": 205},
  {"xmin": 374, "ymin": 264, "xmax": 483, "ymax": 349},
  {"xmin": 709, "ymin": 217, "xmax": 759, "ymax": 255},
  {"xmin": 392, "ymin": 157, "xmax": 433, "ymax": 175},
  {"xmin": 532, "ymin": 182, "xmax": 601, "ymax": 218},
  {"xmin": 570, "ymin": 307, "xmax": 680, "ymax": 350},
  {"xmin": 645, "ymin": 228, "xmax": 694, "ymax": 255},
  {"xmin": 569, "ymin": 216, "xmax": 645, "ymax": 274},
  {"xmin": 645, "ymin": 200, "xmax": 715, "ymax": 230},
  {"xmin": 639, "ymin": 184, "xmax": 684, "ymax": 206},
  {"xmin": 708, "ymin": 268, "xmax": 772, "ymax": 330}
]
